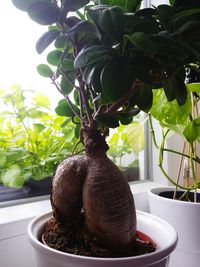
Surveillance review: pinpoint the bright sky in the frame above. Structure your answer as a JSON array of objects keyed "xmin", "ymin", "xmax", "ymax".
[{"xmin": 0, "ymin": 2, "xmax": 59, "ymax": 105}]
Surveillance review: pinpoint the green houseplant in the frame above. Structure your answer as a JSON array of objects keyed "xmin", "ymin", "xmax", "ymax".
[
  {"xmin": 11, "ymin": 0, "xmax": 200, "ymax": 265},
  {"xmin": 148, "ymin": 70, "xmax": 200, "ymax": 266}
]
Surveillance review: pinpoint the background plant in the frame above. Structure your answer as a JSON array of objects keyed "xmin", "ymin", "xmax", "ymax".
[
  {"xmin": 0, "ymin": 85, "xmax": 79, "ymax": 187},
  {"xmin": 149, "ymin": 69, "xmax": 200, "ymax": 200}
]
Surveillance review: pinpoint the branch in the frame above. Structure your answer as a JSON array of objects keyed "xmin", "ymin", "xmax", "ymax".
[
  {"xmin": 51, "ymin": 77, "xmax": 81, "ymax": 119},
  {"xmin": 106, "ymin": 82, "xmax": 140, "ymax": 114}
]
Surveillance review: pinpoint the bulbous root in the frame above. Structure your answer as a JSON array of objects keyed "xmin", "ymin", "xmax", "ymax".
[
  {"xmin": 51, "ymin": 125, "xmax": 137, "ymax": 253},
  {"xmin": 51, "ymin": 155, "xmax": 87, "ymax": 223}
]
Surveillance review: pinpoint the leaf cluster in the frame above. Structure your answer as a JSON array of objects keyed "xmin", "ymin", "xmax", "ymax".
[{"xmin": 11, "ymin": 0, "xmax": 200, "ymax": 134}]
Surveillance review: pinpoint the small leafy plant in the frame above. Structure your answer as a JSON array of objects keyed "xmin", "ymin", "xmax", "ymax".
[
  {"xmin": 0, "ymin": 85, "xmax": 78, "ymax": 187},
  {"xmin": 12, "ymin": 0, "xmax": 200, "ymax": 256}
]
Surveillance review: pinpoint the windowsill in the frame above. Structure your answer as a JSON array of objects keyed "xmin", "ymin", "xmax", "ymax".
[{"xmin": 0, "ymin": 181, "xmax": 161, "ymax": 226}]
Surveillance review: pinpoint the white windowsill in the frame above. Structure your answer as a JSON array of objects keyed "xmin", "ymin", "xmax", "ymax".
[{"xmin": 0, "ymin": 181, "xmax": 161, "ymax": 226}]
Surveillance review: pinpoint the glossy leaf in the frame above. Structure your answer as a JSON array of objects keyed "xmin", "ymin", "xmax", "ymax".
[
  {"xmin": 61, "ymin": 59, "xmax": 75, "ymax": 71},
  {"xmin": 55, "ymin": 99, "xmax": 75, "ymax": 117},
  {"xmin": 47, "ymin": 50, "xmax": 62, "ymax": 66},
  {"xmin": 36, "ymin": 30, "xmax": 60, "ymax": 54},
  {"xmin": 150, "ymin": 89, "xmax": 191, "ymax": 126},
  {"xmin": 37, "ymin": 64, "xmax": 53, "ymax": 78},
  {"xmin": 11, "ymin": 0, "xmax": 42, "ymax": 11},
  {"xmin": 133, "ymin": 85, "xmax": 153, "ymax": 112},
  {"xmin": 150, "ymin": 35, "xmax": 186, "ymax": 58},
  {"xmin": 62, "ymin": 0, "xmax": 90, "ymax": 12},
  {"xmin": 96, "ymin": 0, "xmax": 142, "ymax": 12},
  {"xmin": 74, "ymin": 124, "xmax": 81, "ymax": 138},
  {"xmin": 60, "ymin": 74, "xmax": 75, "ymax": 95},
  {"xmin": 98, "ymin": 6, "xmax": 124, "ymax": 41},
  {"xmin": 74, "ymin": 45, "xmax": 115, "ymax": 68},
  {"xmin": 94, "ymin": 113, "xmax": 119, "ymax": 128},
  {"xmin": 67, "ymin": 20, "xmax": 97, "ymax": 36},
  {"xmin": 124, "ymin": 32, "xmax": 156, "ymax": 53},
  {"xmin": 28, "ymin": 2, "xmax": 59, "ymax": 25},
  {"xmin": 183, "ymin": 116, "xmax": 200, "ymax": 143},
  {"xmin": 101, "ymin": 57, "xmax": 134, "ymax": 102},
  {"xmin": 187, "ymin": 83, "xmax": 200, "ymax": 93}
]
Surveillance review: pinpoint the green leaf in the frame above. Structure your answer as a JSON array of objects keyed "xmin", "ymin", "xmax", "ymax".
[
  {"xmin": 1, "ymin": 165, "xmax": 23, "ymax": 188},
  {"xmin": 47, "ymin": 50, "xmax": 62, "ymax": 66},
  {"xmin": 133, "ymin": 85, "xmax": 153, "ymax": 112},
  {"xmin": 0, "ymin": 153, "xmax": 6, "ymax": 167},
  {"xmin": 54, "ymin": 35, "xmax": 66, "ymax": 49},
  {"xmin": 83, "ymin": 63, "xmax": 105, "ymax": 93},
  {"xmin": 94, "ymin": 113, "xmax": 119, "ymax": 128},
  {"xmin": 67, "ymin": 20, "xmax": 97, "ymax": 36},
  {"xmin": 33, "ymin": 123, "xmax": 46, "ymax": 133},
  {"xmin": 187, "ymin": 83, "xmax": 200, "ymax": 93},
  {"xmin": 164, "ymin": 75, "xmax": 187, "ymax": 106},
  {"xmin": 61, "ymin": 59, "xmax": 75, "ymax": 71},
  {"xmin": 32, "ymin": 92, "xmax": 50, "ymax": 108},
  {"xmin": 183, "ymin": 116, "xmax": 200, "ymax": 143},
  {"xmin": 74, "ymin": 45, "xmax": 115, "ymax": 68},
  {"xmin": 97, "ymin": 0, "xmax": 142, "ymax": 12},
  {"xmin": 101, "ymin": 57, "xmax": 134, "ymax": 102},
  {"xmin": 150, "ymin": 88, "xmax": 191, "ymax": 126},
  {"xmin": 60, "ymin": 74, "xmax": 75, "ymax": 95},
  {"xmin": 28, "ymin": 2, "xmax": 59, "ymax": 25},
  {"xmin": 36, "ymin": 30, "xmax": 60, "ymax": 54},
  {"xmin": 62, "ymin": 0, "xmax": 90, "ymax": 12},
  {"xmin": 37, "ymin": 64, "xmax": 53, "ymax": 78},
  {"xmin": 74, "ymin": 124, "xmax": 81, "ymax": 138},
  {"xmin": 150, "ymin": 35, "xmax": 186, "ymax": 58},
  {"xmin": 98, "ymin": 6, "xmax": 124, "ymax": 41},
  {"xmin": 55, "ymin": 99, "xmax": 77, "ymax": 117},
  {"xmin": 11, "ymin": 0, "xmax": 42, "ymax": 11},
  {"xmin": 125, "ymin": 122, "xmax": 145, "ymax": 153},
  {"xmin": 124, "ymin": 32, "xmax": 156, "ymax": 53}
]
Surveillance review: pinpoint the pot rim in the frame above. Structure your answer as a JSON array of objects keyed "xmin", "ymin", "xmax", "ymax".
[
  {"xmin": 28, "ymin": 210, "xmax": 178, "ymax": 265},
  {"xmin": 149, "ymin": 186, "xmax": 200, "ymax": 207}
]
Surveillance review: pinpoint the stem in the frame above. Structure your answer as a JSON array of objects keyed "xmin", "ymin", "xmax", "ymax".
[
  {"xmin": 190, "ymin": 144, "xmax": 197, "ymax": 202},
  {"xmin": 158, "ymin": 129, "xmax": 194, "ymax": 191},
  {"xmin": 148, "ymin": 114, "xmax": 159, "ymax": 149},
  {"xmin": 173, "ymin": 141, "xmax": 186, "ymax": 199},
  {"xmin": 162, "ymin": 148, "xmax": 200, "ymax": 164}
]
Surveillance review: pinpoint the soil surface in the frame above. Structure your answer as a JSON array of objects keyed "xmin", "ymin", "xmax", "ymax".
[{"xmin": 43, "ymin": 214, "xmax": 156, "ymax": 258}]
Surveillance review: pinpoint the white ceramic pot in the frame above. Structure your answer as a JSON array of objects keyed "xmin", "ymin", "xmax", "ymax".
[
  {"xmin": 149, "ymin": 187, "xmax": 200, "ymax": 267},
  {"xmin": 28, "ymin": 210, "xmax": 177, "ymax": 267}
]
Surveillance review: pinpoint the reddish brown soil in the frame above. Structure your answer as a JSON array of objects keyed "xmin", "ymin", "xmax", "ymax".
[{"xmin": 43, "ymin": 214, "xmax": 156, "ymax": 258}]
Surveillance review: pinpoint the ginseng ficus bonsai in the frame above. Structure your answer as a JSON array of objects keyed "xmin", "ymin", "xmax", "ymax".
[{"xmin": 12, "ymin": 0, "xmax": 200, "ymax": 256}]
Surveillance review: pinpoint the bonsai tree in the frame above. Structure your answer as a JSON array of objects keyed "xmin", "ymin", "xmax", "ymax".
[{"xmin": 12, "ymin": 0, "xmax": 200, "ymax": 256}]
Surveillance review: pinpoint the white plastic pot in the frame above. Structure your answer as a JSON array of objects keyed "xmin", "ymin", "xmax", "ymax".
[
  {"xmin": 149, "ymin": 187, "xmax": 200, "ymax": 267},
  {"xmin": 28, "ymin": 210, "xmax": 177, "ymax": 267}
]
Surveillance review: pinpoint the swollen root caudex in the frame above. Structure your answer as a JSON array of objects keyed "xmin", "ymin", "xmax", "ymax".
[{"xmin": 51, "ymin": 123, "xmax": 136, "ymax": 252}]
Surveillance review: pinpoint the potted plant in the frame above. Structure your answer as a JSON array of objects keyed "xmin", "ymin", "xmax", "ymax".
[
  {"xmin": 146, "ymin": 2, "xmax": 200, "ymax": 266},
  {"xmin": 148, "ymin": 69, "xmax": 200, "ymax": 266},
  {"xmin": 11, "ymin": 0, "xmax": 200, "ymax": 266}
]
